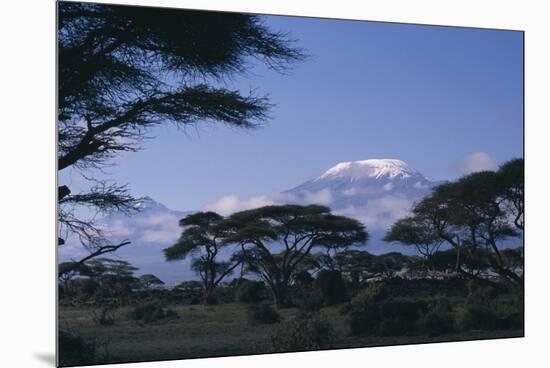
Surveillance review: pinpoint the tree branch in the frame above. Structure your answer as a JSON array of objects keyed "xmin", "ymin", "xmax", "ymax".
[{"xmin": 58, "ymin": 240, "xmax": 131, "ymax": 277}]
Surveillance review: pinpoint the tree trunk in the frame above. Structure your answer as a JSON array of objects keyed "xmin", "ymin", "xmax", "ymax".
[
  {"xmin": 272, "ymin": 281, "xmax": 291, "ymax": 308},
  {"xmin": 202, "ymin": 285, "xmax": 216, "ymax": 305}
]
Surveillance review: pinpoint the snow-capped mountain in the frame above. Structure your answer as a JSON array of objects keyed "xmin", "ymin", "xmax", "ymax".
[
  {"xmin": 59, "ymin": 159, "xmax": 442, "ymax": 283},
  {"xmin": 283, "ymin": 159, "xmax": 441, "ymax": 253},
  {"xmin": 287, "ymin": 159, "xmax": 435, "ymax": 210}
]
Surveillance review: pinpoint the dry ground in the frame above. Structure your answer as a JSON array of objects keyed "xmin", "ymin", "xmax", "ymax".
[{"xmin": 59, "ymin": 303, "xmax": 523, "ymax": 366}]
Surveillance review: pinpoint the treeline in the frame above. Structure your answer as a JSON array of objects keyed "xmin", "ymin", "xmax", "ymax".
[
  {"xmin": 385, "ymin": 158, "xmax": 523, "ymax": 284},
  {"xmin": 59, "ymin": 158, "xmax": 523, "ymax": 309},
  {"xmin": 159, "ymin": 158, "xmax": 523, "ymax": 306}
]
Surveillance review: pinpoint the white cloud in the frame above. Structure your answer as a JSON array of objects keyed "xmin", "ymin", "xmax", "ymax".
[
  {"xmin": 136, "ymin": 213, "xmax": 180, "ymax": 227},
  {"xmin": 342, "ymin": 188, "xmax": 357, "ymax": 196},
  {"xmin": 204, "ymin": 194, "xmax": 276, "ymax": 216},
  {"xmin": 136, "ymin": 213, "xmax": 181, "ymax": 244},
  {"xmin": 203, "ymin": 189, "xmax": 333, "ymax": 216},
  {"xmin": 302, "ymin": 188, "xmax": 332, "ymax": 205},
  {"xmin": 202, "ymin": 190, "xmax": 414, "ymax": 231},
  {"xmin": 99, "ymin": 220, "xmax": 134, "ymax": 237},
  {"xmin": 336, "ymin": 196, "xmax": 414, "ymax": 230},
  {"xmin": 457, "ymin": 152, "xmax": 498, "ymax": 175},
  {"xmin": 141, "ymin": 229, "xmax": 179, "ymax": 243},
  {"xmin": 414, "ymin": 181, "xmax": 427, "ymax": 189}
]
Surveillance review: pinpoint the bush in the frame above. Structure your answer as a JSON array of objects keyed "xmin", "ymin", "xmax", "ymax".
[
  {"xmin": 496, "ymin": 312, "xmax": 523, "ymax": 330},
  {"xmin": 293, "ymin": 287, "xmax": 324, "ymax": 316},
  {"xmin": 418, "ymin": 310, "xmax": 455, "ymax": 336},
  {"xmin": 347, "ymin": 282, "xmax": 388, "ymax": 335},
  {"xmin": 247, "ymin": 303, "xmax": 280, "ymax": 325},
  {"xmin": 59, "ymin": 329, "xmax": 96, "ymax": 366},
  {"xmin": 459, "ymin": 304, "xmax": 498, "ymax": 331},
  {"xmin": 356, "ymin": 282, "xmax": 388, "ymax": 304},
  {"xmin": 493, "ymin": 290, "xmax": 524, "ymax": 329},
  {"xmin": 91, "ymin": 305, "xmax": 117, "ymax": 326},
  {"xmin": 293, "ymin": 270, "xmax": 314, "ymax": 287},
  {"xmin": 314, "ymin": 270, "xmax": 348, "ymax": 305},
  {"xmin": 339, "ymin": 302, "xmax": 353, "ymax": 315},
  {"xmin": 271, "ymin": 313, "xmax": 334, "ymax": 351},
  {"xmin": 73, "ymin": 278, "xmax": 100, "ymax": 297},
  {"xmin": 349, "ymin": 302, "xmax": 381, "ymax": 335},
  {"xmin": 427, "ymin": 296, "xmax": 453, "ymax": 313},
  {"xmin": 348, "ymin": 284, "xmax": 427, "ymax": 336},
  {"xmin": 467, "ymin": 281, "xmax": 499, "ymax": 305},
  {"xmin": 417, "ymin": 296, "xmax": 455, "ymax": 336},
  {"xmin": 128, "ymin": 302, "xmax": 179, "ymax": 323},
  {"xmin": 236, "ymin": 280, "xmax": 266, "ymax": 304},
  {"xmin": 377, "ymin": 299, "xmax": 427, "ymax": 336}
]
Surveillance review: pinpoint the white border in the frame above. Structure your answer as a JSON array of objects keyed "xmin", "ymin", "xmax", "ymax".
[{"xmin": 2, "ymin": 1, "xmax": 549, "ymax": 367}]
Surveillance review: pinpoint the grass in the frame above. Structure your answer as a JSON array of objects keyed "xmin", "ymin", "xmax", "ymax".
[{"xmin": 59, "ymin": 303, "xmax": 523, "ymax": 366}]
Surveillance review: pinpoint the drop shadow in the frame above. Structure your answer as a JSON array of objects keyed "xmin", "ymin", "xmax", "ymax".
[{"xmin": 34, "ymin": 353, "xmax": 56, "ymax": 366}]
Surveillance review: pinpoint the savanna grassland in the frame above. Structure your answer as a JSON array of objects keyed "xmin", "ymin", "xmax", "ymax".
[
  {"xmin": 59, "ymin": 302, "xmax": 522, "ymax": 365},
  {"xmin": 58, "ymin": 277, "xmax": 523, "ymax": 366}
]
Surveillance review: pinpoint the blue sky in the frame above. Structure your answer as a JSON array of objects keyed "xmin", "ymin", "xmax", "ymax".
[{"xmin": 63, "ymin": 15, "xmax": 523, "ymax": 212}]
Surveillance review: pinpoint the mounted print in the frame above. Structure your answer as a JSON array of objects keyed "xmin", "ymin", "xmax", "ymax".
[{"xmin": 57, "ymin": 1, "xmax": 524, "ymax": 366}]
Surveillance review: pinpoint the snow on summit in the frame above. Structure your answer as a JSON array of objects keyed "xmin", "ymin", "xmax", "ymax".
[{"xmin": 317, "ymin": 159, "xmax": 418, "ymax": 180}]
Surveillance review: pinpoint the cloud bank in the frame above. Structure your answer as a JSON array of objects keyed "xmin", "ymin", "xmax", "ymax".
[
  {"xmin": 457, "ymin": 152, "xmax": 498, "ymax": 174},
  {"xmin": 204, "ymin": 189, "xmax": 414, "ymax": 231},
  {"xmin": 203, "ymin": 189, "xmax": 333, "ymax": 216}
]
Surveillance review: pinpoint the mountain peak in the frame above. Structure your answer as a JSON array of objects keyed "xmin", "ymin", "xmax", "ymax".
[
  {"xmin": 133, "ymin": 196, "xmax": 167, "ymax": 211},
  {"xmin": 317, "ymin": 159, "xmax": 418, "ymax": 181}
]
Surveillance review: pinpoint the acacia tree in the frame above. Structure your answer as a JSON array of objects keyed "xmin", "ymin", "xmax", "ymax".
[
  {"xmin": 387, "ymin": 158, "xmax": 524, "ymax": 284},
  {"xmin": 57, "ymin": 2, "xmax": 305, "ymax": 275},
  {"xmin": 139, "ymin": 274, "xmax": 165, "ymax": 290},
  {"xmin": 498, "ymin": 158, "xmax": 524, "ymax": 231},
  {"xmin": 314, "ymin": 250, "xmax": 408, "ymax": 293},
  {"xmin": 79, "ymin": 258, "xmax": 140, "ymax": 298},
  {"xmin": 164, "ymin": 212, "xmax": 243, "ymax": 304},
  {"xmin": 221, "ymin": 205, "xmax": 368, "ymax": 307},
  {"xmin": 384, "ymin": 216, "xmax": 443, "ymax": 272},
  {"xmin": 330, "ymin": 250, "xmax": 375, "ymax": 289}
]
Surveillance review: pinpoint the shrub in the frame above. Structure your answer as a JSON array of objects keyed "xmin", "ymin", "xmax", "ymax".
[
  {"xmin": 417, "ymin": 296, "xmax": 455, "ymax": 336},
  {"xmin": 355, "ymin": 282, "xmax": 388, "ymax": 304},
  {"xmin": 418, "ymin": 310, "xmax": 455, "ymax": 336},
  {"xmin": 271, "ymin": 313, "xmax": 334, "ymax": 351},
  {"xmin": 58, "ymin": 329, "xmax": 96, "ymax": 366},
  {"xmin": 348, "ymin": 302, "xmax": 381, "ymax": 335},
  {"xmin": 247, "ymin": 303, "xmax": 280, "ymax": 325},
  {"xmin": 496, "ymin": 312, "xmax": 523, "ymax": 330},
  {"xmin": 339, "ymin": 302, "xmax": 353, "ymax": 315},
  {"xmin": 91, "ymin": 307, "xmax": 115, "ymax": 326},
  {"xmin": 293, "ymin": 287, "xmax": 324, "ymax": 316},
  {"xmin": 466, "ymin": 281, "xmax": 499, "ymax": 305},
  {"xmin": 427, "ymin": 296, "xmax": 453, "ymax": 313},
  {"xmin": 204, "ymin": 294, "xmax": 219, "ymax": 305},
  {"xmin": 348, "ymin": 285, "xmax": 427, "ymax": 336},
  {"xmin": 293, "ymin": 270, "xmax": 314, "ymax": 287},
  {"xmin": 459, "ymin": 304, "xmax": 498, "ymax": 331},
  {"xmin": 128, "ymin": 302, "xmax": 179, "ymax": 323},
  {"xmin": 492, "ymin": 290, "xmax": 524, "ymax": 330},
  {"xmin": 347, "ymin": 282, "xmax": 388, "ymax": 335},
  {"xmin": 236, "ymin": 280, "xmax": 266, "ymax": 304},
  {"xmin": 377, "ymin": 299, "xmax": 427, "ymax": 336},
  {"xmin": 314, "ymin": 270, "xmax": 348, "ymax": 305},
  {"xmin": 73, "ymin": 278, "xmax": 100, "ymax": 297}
]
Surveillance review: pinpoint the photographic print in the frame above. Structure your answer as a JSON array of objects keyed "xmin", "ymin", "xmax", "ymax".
[{"xmin": 57, "ymin": 1, "xmax": 524, "ymax": 366}]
